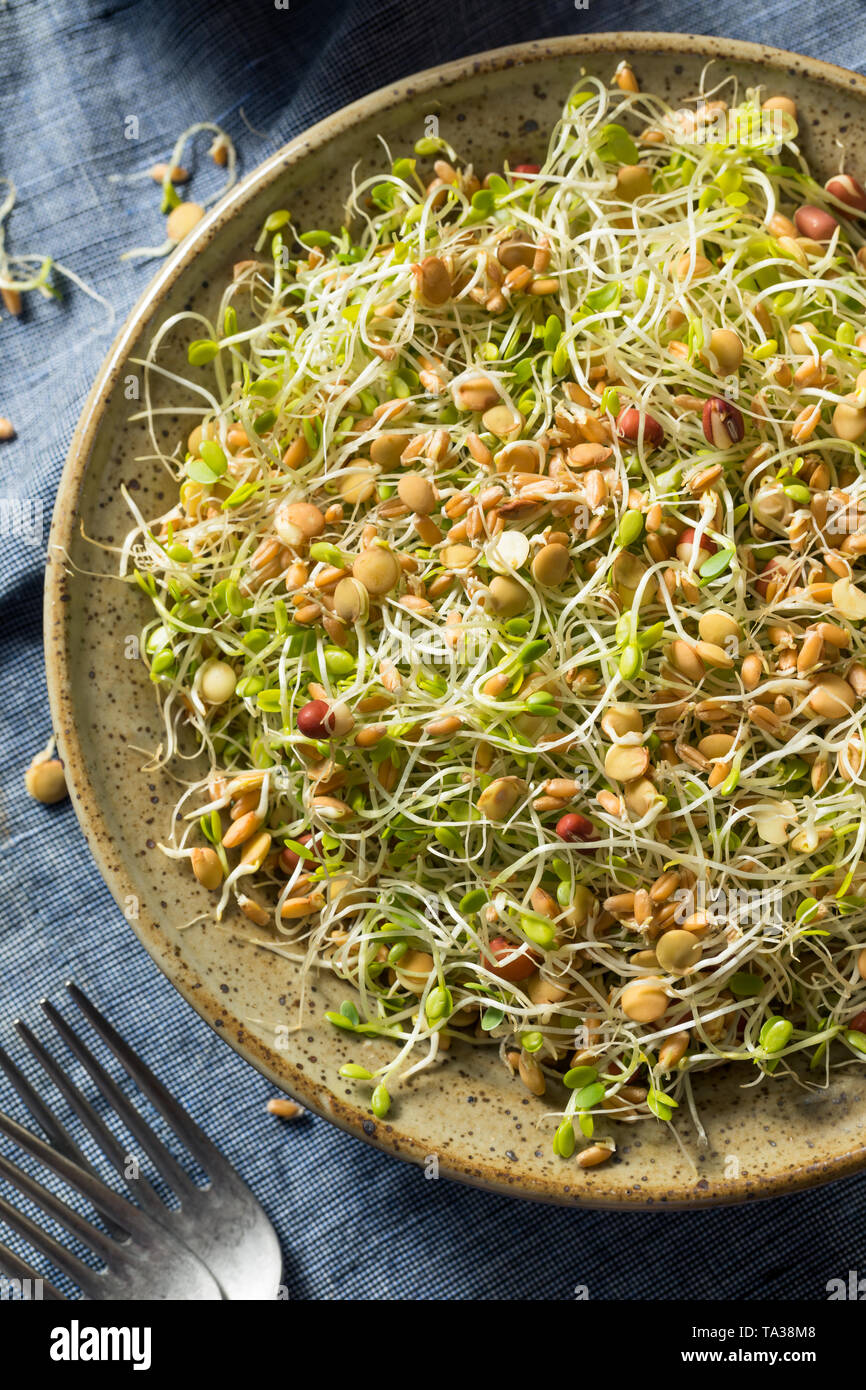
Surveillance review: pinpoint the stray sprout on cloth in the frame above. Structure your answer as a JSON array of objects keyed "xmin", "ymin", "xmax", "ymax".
[
  {"xmin": 115, "ymin": 122, "xmax": 238, "ymax": 263},
  {"xmin": 119, "ymin": 61, "xmax": 866, "ymax": 1165},
  {"xmin": 0, "ymin": 178, "xmax": 114, "ymax": 330}
]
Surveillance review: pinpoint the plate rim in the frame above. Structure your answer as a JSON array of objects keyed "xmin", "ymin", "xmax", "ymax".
[{"xmin": 45, "ymin": 30, "xmax": 866, "ymax": 1209}]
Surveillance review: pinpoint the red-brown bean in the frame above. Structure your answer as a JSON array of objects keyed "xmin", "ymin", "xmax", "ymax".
[{"xmin": 794, "ymin": 205, "xmax": 838, "ymax": 242}]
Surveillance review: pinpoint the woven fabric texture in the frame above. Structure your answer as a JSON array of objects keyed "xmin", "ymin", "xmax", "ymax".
[{"xmin": 0, "ymin": 0, "xmax": 863, "ymax": 1300}]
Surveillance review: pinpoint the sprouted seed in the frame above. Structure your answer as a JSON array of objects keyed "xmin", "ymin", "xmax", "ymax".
[
  {"xmin": 121, "ymin": 63, "xmax": 866, "ymax": 1166},
  {"xmin": 24, "ymin": 736, "xmax": 68, "ymax": 805},
  {"xmin": 0, "ymin": 178, "xmax": 114, "ymax": 331},
  {"xmin": 266, "ymin": 1097, "xmax": 305, "ymax": 1119},
  {"xmin": 115, "ymin": 122, "xmax": 238, "ymax": 263}
]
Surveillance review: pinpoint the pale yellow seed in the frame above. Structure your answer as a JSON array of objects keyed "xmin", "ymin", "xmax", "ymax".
[
  {"xmin": 694, "ymin": 640, "xmax": 734, "ymax": 670},
  {"xmin": 527, "ymin": 974, "xmax": 568, "ymax": 1006},
  {"xmin": 440, "ymin": 544, "xmax": 478, "ymax": 569},
  {"xmin": 481, "ymin": 404, "xmax": 522, "ymax": 437},
  {"xmin": 600, "ymin": 704, "xmax": 643, "ymax": 740},
  {"xmin": 620, "ymin": 977, "xmax": 668, "ymax": 1022},
  {"xmin": 675, "ymin": 252, "xmax": 712, "ymax": 281},
  {"xmin": 424, "ymin": 715, "xmax": 462, "ymax": 737},
  {"xmin": 778, "ymin": 236, "xmax": 808, "ymax": 269},
  {"xmin": 697, "ymin": 733, "xmax": 735, "ymax": 760},
  {"xmin": 240, "ymin": 831, "xmax": 272, "ymax": 870},
  {"xmin": 487, "ymin": 575, "xmax": 528, "ymax": 618},
  {"xmin": 655, "ymin": 929, "xmax": 702, "ymax": 975},
  {"xmin": 809, "ymin": 673, "xmax": 856, "ymax": 720},
  {"xmin": 741, "ymin": 653, "xmax": 763, "ymax": 690},
  {"xmin": 650, "ymin": 870, "xmax": 680, "ymax": 903},
  {"xmin": 698, "ymin": 610, "xmax": 739, "ymax": 647},
  {"xmin": 616, "ymin": 164, "xmax": 652, "ymax": 201},
  {"xmin": 531, "ymin": 542, "xmax": 570, "ymax": 586},
  {"xmin": 334, "ymin": 577, "xmax": 369, "ymax": 623},
  {"xmin": 200, "ymin": 660, "xmax": 236, "ymax": 704},
  {"xmin": 833, "ymin": 399, "xmax": 866, "ymax": 442},
  {"xmin": 477, "ymin": 776, "xmax": 526, "ymax": 821},
  {"xmin": 791, "ymin": 402, "xmax": 821, "ymax": 443},
  {"xmin": 397, "ymin": 474, "xmax": 436, "ymax": 514},
  {"xmin": 311, "ymin": 795, "xmax": 355, "ymax": 821},
  {"xmin": 702, "ymin": 328, "xmax": 743, "ymax": 376},
  {"xmin": 353, "ymin": 547, "xmax": 400, "ymax": 596},
  {"xmin": 624, "ymin": 777, "xmax": 660, "ymax": 818},
  {"xmin": 166, "ymin": 201, "xmax": 205, "ymax": 241},
  {"xmin": 24, "ymin": 757, "xmax": 67, "ymax": 804},
  {"xmin": 279, "ymin": 501, "xmax": 325, "ymax": 540},
  {"xmin": 339, "ymin": 470, "xmax": 377, "ymax": 506},
  {"xmin": 190, "ymin": 847, "xmax": 222, "ymax": 890},
  {"xmin": 832, "ymin": 577, "xmax": 866, "ymax": 621},
  {"xmin": 669, "ymin": 640, "xmax": 705, "ymax": 682},
  {"xmin": 370, "ymin": 433, "xmax": 407, "ymax": 467},
  {"xmin": 395, "ymin": 949, "xmax": 434, "ymax": 995},
  {"xmin": 604, "ymin": 744, "xmax": 649, "ymax": 783},
  {"xmin": 238, "ymin": 895, "xmax": 270, "ymax": 926}
]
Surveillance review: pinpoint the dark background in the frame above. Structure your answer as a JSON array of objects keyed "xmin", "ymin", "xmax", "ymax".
[{"xmin": 0, "ymin": 0, "xmax": 862, "ymax": 1300}]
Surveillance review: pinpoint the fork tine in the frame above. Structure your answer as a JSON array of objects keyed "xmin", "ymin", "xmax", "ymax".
[
  {"xmin": 0, "ymin": 1044, "xmax": 81, "ymax": 1156},
  {"xmin": 0, "ymin": 1148, "xmax": 118, "ymax": 1263},
  {"xmin": 16, "ymin": 1013, "xmax": 194, "ymax": 1215},
  {"xmin": 0, "ymin": 1241, "xmax": 66, "ymax": 1300},
  {"xmin": 14, "ymin": 1019, "xmax": 138, "ymax": 1177},
  {"xmin": 0, "ymin": 1041, "xmax": 130, "ymax": 1242},
  {"xmin": 0, "ymin": 1181, "xmax": 107, "ymax": 1298},
  {"xmin": 0, "ymin": 1108, "xmax": 158, "ymax": 1246},
  {"xmin": 66, "ymin": 983, "xmax": 229, "ymax": 1176},
  {"xmin": 38, "ymin": 1000, "xmax": 197, "ymax": 1200}
]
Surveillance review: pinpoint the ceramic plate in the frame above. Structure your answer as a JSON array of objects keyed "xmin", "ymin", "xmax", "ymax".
[{"xmin": 47, "ymin": 33, "xmax": 866, "ymax": 1206}]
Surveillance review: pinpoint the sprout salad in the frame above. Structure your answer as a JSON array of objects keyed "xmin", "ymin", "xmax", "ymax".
[{"xmin": 123, "ymin": 62, "xmax": 866, "ymax": 1167}]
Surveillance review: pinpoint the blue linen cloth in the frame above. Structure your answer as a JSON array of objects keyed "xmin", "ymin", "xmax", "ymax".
[{"xmin": 1, "ymin": 0, "xmax": 864, "ymax": 1300}]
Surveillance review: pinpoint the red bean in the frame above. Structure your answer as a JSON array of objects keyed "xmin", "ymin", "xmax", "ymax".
[
  {"xmin": 556, "ymin": 812, "xmax": 596, "ymax": 843},
  {"xmin": 676, "ymin": 526, "xmax": 717, "ymax": 565},
  {"xmin": 702, "ymin": 396, "xmax": 745, "ymax": 449},
  {"xmin": 849, "ymin": 1009, "xmax": 866, "ymax": 1033},
  {"xmin": 755, "ymin": 556, "xmax": 791, "ymax": 599},
  {"xmin": 616, "ymin": 405, "xmax": 664, "ymax": 447},
  {"xmin": 825, "ymin": 174, "xmax": 866, "ymax": 213},
  {"xmin": 278, "ymin": 832, "xmax": 320, "ymax": 874},
  {"xmin": 485, "ymin": 935, "xmax": 539, "ymax": 982},
  {"xmin": 794, "ymin": 204, "xmax": 838, "ymax": 242},
  {"xmin": 297, "ymin": 699, "xmax": 333, "ymax": 739},
  {"xmin": 512, "ymin": 162, "xmax": 541, "ymax": 175}
]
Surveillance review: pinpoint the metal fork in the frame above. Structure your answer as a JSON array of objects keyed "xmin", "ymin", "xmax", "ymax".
[
  {"xmin": 0, "ymin": 983, "xmax": 282, "ymax": 1300},
  {"xmin": 0, "ymin": 1111, "xmax": 222, "ymax": 1299}
]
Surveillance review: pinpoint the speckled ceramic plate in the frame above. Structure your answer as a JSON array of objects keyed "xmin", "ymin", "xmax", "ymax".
[{"xmin": 47, "ymin": 33, "xmax": 866, "ymax": 1207}]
